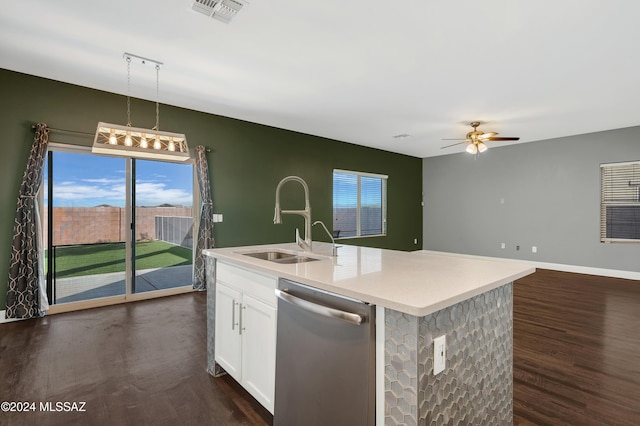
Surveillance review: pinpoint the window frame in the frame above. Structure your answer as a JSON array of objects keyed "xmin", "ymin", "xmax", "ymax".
[
  {"xmin": 600, "ymin": 160, "xmax": 640, "ymax": 243},
  {"xmin": 333, "ymin": 169, "xmax": 388, "ymax": 239}
]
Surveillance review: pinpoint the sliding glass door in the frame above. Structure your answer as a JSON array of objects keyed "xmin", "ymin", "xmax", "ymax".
[
  {"xmin": 44, "ymin": 150, "xmax": 128, "ymax": 303},
  {"xmin": 132, "ymin": 159, "xmax": 194, "ymax": 293},
  {"xmin": 44, "ymin": 146, "xmax": 194, "ymax": 305}
]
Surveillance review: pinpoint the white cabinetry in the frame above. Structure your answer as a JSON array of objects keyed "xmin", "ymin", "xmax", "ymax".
[
  {"xmin": 214, "ymin": 283, "xmax": 242, "ymax": 378},
  {"xmin": 214, "ymin": 261, "xmax": 277, "ymax": 413}
]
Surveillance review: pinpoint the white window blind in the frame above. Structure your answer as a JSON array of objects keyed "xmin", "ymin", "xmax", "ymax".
[
  {"xmin": 333, "ymin": 170, "xmax": 387, "ymax": 238},
  {"xmin": 600, "ymin": 161, "xmax": 640, "ymax": 242}
]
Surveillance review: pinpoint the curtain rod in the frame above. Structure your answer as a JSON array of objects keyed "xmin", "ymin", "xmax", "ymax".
[
  {"xmin": 31, "ymin": 123, "xmax": 210, "ymax": 152},
  {"xmin": 31, "ymin": 124, "xmax": 94, "ymax": 137}
]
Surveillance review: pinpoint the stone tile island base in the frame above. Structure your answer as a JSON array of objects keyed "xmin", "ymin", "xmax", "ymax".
[{"xmin": 384, "ymin": 283, "xmax": 513, "ymax": 425}]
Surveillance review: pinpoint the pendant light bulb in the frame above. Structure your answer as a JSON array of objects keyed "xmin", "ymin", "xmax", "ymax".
[
  {"xmin": 168, "ymin": 137, "xmax": 175, "ymax": 152},
  {"xmin": 109, "ymin": 130, "xmax": 117, "ymax": 145},
  {"xmin": 154, "ymin": 135, "xmax": 161, "ymax": 150},
  {"xmin": 140, "ymin": 134, "xmax": 148, "ymax": 148},
  {"xmin": 125, "ymin": 131, "xmax": 132, "ymax": 147}
]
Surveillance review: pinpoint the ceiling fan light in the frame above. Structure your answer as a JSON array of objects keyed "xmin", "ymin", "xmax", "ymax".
[{"xmin": 442, "ymin": 121, "xmax": 520, "ymax": 154}]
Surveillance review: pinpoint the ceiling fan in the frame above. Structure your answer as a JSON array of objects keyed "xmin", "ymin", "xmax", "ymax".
[{"xmin": 441, "ymin": 121, "xmax": 520, "ymax": 155}]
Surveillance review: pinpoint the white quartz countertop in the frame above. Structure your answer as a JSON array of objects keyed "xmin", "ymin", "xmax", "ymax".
[{"xmin": 203, "ymin": 242, "xmax": 535, "ymax": 317}]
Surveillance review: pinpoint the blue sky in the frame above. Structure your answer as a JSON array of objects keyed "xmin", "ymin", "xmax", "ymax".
[{"xmin": 44, "ymin": 152, "xmax": 193, "ymax": 207}]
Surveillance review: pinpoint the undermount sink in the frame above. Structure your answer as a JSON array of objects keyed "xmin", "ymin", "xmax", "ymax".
[{"xmin": 241, "ymin": 250, "xmax": 320, "ymax": 264}]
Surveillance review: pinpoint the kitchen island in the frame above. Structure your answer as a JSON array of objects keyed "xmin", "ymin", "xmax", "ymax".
[{"xmin": 204, "ymin": 243, "xmax": 534, "ymax": 425}]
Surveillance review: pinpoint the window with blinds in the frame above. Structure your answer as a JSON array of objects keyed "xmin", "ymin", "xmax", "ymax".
[
  {"xmin": 600, "ymin": 161, "xmax": 640, "ymax": 242},
  {"xmin": 333, "ymin": 169, "xmax": 387, "ymax": 239}
]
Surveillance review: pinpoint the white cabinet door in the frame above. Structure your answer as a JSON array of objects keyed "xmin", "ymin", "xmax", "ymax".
[
  {"xmin": 241, "ymin": 294, "xmax": 277, "ymax": 413},
  {"xmin": 214, "ymin": 262, "xmax": 277, "ymax": 414},
  {"xmin": 214, "ymin": 283, "xmax": 242, "ymax": 379}
]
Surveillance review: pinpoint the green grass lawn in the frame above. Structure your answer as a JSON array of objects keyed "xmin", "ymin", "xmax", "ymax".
[{"xmin": 48, "ymin": 241, "xmax": 192, "ymax": 279}]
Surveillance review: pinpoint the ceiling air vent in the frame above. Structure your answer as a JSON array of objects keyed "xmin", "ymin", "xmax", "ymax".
[{"xmin": 192, "ymin": 0, "xmax": 246, "ymax": 24}]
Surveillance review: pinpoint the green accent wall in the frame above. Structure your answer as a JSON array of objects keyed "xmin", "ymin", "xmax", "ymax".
[{"xmin": 0, "ymin": 68, "xmax": 422, "ymax": 310}]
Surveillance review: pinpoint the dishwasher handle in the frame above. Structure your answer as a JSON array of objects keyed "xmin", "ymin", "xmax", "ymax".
[{"xmin": 275, "ymin": 288, "xmax": 364, "ymax": 325}]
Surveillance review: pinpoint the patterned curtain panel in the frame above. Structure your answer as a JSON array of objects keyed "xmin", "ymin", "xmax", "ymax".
[
  {"xmin": 193, "ymin": 145, "xmax": 214, "ymax": 290},
  {"xmin": 6, "ymin": 123, "xmax": 50, "ymax": 319}
]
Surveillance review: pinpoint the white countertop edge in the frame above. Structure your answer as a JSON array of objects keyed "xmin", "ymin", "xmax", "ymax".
[
  {"xmin": 405, "ymin": 267, "xmax": 534, "ymax": 316},
  {"xmin": 203, "ymin": 243, "xmax": 535, "ymax": 317}
]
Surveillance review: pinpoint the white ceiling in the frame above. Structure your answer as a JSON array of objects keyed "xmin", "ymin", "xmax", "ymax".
[{"xmin": 1, "ymin": 0, "xmax": 639, "ymax": 158}]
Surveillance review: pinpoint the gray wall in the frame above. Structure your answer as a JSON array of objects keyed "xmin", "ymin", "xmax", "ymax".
[{"xmin": 422, "ymin": 126, "xmax": 640, "ymax": 273}]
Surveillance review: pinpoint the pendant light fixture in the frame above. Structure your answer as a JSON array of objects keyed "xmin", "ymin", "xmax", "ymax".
[{"xmin": 93, "ymin": 53, "xmax": 190, "ymax": 161}]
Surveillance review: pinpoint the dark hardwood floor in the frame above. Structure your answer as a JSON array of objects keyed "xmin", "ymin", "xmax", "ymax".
[
  {"xmin": 514, "ymin": 269, "xmax": 640, "ymax": 425},
  {"xmin": 0, "ymin": 292, "xmax": 272, "ymax": 426},
  {"xmin": 1, "ymin": 269, "xmax": 638, "ymax": 425}
]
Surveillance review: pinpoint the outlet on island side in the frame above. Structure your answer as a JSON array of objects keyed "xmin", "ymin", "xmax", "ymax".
[{"xmin": 433, "ymin": 335, "xmax": 446, "ymax": 375}]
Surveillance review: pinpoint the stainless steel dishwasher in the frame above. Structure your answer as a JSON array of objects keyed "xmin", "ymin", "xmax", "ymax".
[{"xmin": 274, "ymin": 278, "xmax": 375, "ymax": 426}]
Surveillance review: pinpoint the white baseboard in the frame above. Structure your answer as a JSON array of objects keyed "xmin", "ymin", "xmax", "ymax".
[
  {"xmin": 0, "ymin": 310, "xmax": 24, "ymax": 324},
  {"xmin": 420, "ymin": 250, "xmax": 640, "ymax": 281}
]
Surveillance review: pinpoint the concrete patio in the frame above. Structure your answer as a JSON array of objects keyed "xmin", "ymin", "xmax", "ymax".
[{"xmin": 54, "ymin": 264, "xmax": 193, "ymax": 304}]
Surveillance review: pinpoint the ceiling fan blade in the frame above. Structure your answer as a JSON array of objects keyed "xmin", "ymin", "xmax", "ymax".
[
  {"xmin": 478, "ymin": 132, "xmax": 497, "ymax": 140},
  {"xmin": 441, "ymin": 138, "xmax": 467, "ymax": 140},
  {"xmin": 485, "ymin": 137, "xmax": 520, "ymax": 141},
  {"xmin": 441, "ymin": 141, "xmax": 467, "ymax": 149}
]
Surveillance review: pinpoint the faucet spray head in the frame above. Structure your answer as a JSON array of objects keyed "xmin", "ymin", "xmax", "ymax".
[{"xmin": 274, "ymin": 207, "xmax": 282, "ymax": 224}]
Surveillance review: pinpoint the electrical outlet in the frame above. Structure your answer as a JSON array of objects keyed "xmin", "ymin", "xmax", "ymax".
[
  {"xmin": 414, "ymin": 238, "xmax": 418, "ymax": 245},
  {"xmin": 532, "ymin": 246, "xmax": 537, "ymax": 253},
  {"xmin": 501, "ymin": 242, "xmax": 505, "ymax": 249},
  {"xmin": 433, "ymin": 335, "xmax": 446, "ymax": 375}
]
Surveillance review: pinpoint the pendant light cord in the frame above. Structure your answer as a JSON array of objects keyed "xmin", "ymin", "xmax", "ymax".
[
  {"xmin": 122, "ymin": 53, "xmax": 162, "ymax": 132},
  {"xmin": 154, "ymin": 64, "xmax": 160, "ymax": 131},
  {"xmin": 126, "ymin": 56, "xmax": 132, "ymax": 127}
]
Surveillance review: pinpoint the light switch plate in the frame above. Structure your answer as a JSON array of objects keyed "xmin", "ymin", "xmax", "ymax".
[{"xmin": 433, "ymin": 335, "xmax": 446, "ymax": 375}]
